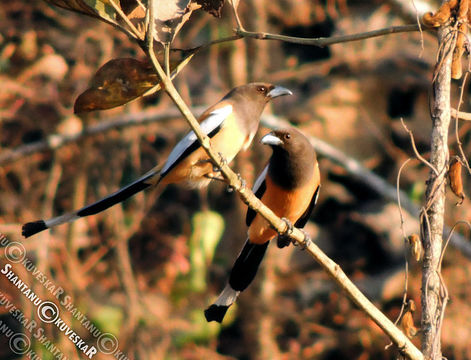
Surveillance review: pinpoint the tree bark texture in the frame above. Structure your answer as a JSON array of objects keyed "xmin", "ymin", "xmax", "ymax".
[{"xmin": 421, "ymin": 23, "xmax": 454, "ymax": 360}]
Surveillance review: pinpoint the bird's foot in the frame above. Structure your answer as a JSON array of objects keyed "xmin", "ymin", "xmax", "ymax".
[
  {"xmin": 212, "ymin": 152, "xmax": 228, "ymax": 172},
  {"xmin": 237, "ymin": 173, "xmax": 246, "ymax": 189},
  {"xmin": 298, "ymin": 229, "xmax": 312, "ymax": 250},
  {"xmin": 280, "ymin": 217, "xmax": 294, "ymax": 236}
]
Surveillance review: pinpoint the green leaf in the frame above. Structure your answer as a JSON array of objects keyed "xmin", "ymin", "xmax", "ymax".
[{"xmin": 83, "ymin": 0, "xmax": 118, "ymax": 25}]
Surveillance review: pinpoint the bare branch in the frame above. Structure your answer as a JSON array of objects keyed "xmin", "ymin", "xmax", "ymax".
[
  {"xmin": 451, "ymin": 107, "xmax": 471, "ymax": 120},
  {"xmin": 236, "ymin": 24, "xmax": 424, "ymax": 47}
]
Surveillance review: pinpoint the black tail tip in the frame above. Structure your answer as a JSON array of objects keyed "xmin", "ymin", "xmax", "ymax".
[
  {"xmin": 22, "ymin": 220, "xmax": 47, "ymax": 238},
  {"xmin": 204, "ymin": 305, "xmax": 229, "ymax": 323}
]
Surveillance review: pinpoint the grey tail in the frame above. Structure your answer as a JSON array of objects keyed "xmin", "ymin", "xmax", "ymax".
[
  {"xmin": 205, "ymin": 240, "xmax": 269, "ymax": 323},
  {"xmin": 21, "ymin": 170, "xmax": 159, "ymax": 238}
]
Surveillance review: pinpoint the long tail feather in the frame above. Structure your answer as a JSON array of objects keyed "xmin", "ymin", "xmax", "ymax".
[
  {"xmin": 22, "ymin": 170, "xmax": 160, "ymax": 238},
  {"xmin": 205, "ymin": 240, "xmax": 269, "ymax": 323},
  {"xmin": 229, "ymin": 240, "xmax": 269, "ymax": 291}
]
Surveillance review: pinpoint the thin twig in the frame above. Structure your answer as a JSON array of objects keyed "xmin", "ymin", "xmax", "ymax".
[
  {"xmin": 438, "ymin": 220, "xmax": 471, "ymax": 271},
  {"xmin": 397, "ymin": 158, "xmax": 414, "ymax": 240},
  {"xmin": 164, "ymin": 43, "xmax": 171, "ymax": 78},
  {"xmin": 385, "ymin": 158, "xmax": 414, "ymax": 351},
  {"xmin": 411, "ymin": 0, "xmax": 425, "ymax": 56},
  {"xmin": 400, "ymin": 117, "xmax": 439, "ymax": 176},
  {"xmin": 176, "ymin": 24, "xmax": 422, "ymax": 56},
  {"xmin": 451, "ymin": 107, "xmax": 471, "ymax": 120},
  {"xmin": 109, "ymin": 0, "xmax": 143, "ymax": 40},
  {"xmin": 228, "ymin": 0, "xmax": 245, "ymax": 30},
  {"xmin": 236, "ymin": 24, "xmax": 423, "ymax": 47},
  {"xmin": 178, "ymin": 34, "xmax": 243, "ymax": 54},
  {"xmin": 395, "ymin": 159, "xmax": 412, "ymax": 318}
]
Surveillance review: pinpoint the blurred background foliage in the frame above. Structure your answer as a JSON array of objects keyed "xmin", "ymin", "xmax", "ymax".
[{"xmin": 1, "ymin": 0, "xmax": 471, "ymax": 359}]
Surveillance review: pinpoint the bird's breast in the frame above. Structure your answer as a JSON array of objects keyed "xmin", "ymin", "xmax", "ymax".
[{"xmin": 248, "ymin": 165, "xmax": 320, "ymax": 245}]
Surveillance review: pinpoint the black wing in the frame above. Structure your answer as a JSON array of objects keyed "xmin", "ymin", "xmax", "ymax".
[
  {"xmin": 246, "ymin": 164, "xmax": 268, "ymax": 226},
  {"xmin": 294, "ymin": 184, "xmax": 320, "ymax": 228}
]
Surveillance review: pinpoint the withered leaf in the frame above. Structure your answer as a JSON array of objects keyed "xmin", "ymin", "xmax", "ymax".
[
  {"xmin": 74, "ymin": 52, "xmax": 195, "ymax": 113},
  {"xmin": 153, "ymin": 0, "xmax": 201, "ymax": 44},
  {"xmin": 195, "ymin": 0, "xmax": 225, "ymax": 17},
  {"xmin": 407, "ymin": 234, "xmax": 422, "ymax": 262},
  {"xmin": 449, "ymin": 156, "xmax": 466, "ymax": 205},
  {"xmin": 400, "ymin": 300, "xmax": 418, "ymax": 339},
  {"xmin": 74, "ymin": 58, "xmax": 158, "ymax": 113}
]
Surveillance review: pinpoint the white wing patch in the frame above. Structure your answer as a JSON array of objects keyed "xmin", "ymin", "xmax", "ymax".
[
  {"xmin": 160, "ymin": 105, "xmax": 233, "ymax": 175},
  {"xmin": 252, "ymin": 164, "xmax": 268, "ymax": 194}
]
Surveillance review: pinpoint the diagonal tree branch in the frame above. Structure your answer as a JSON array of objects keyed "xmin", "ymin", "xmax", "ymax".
[{"xmin": 143, "ymin": 1, "xmax": 423, "ymax": 358}]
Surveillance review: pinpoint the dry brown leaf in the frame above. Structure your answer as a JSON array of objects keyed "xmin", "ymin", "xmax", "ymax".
[
  {"xmin": 74, "ymin": 52, "xmax": 195, "ymax": 112},
  {"xmin": 421, "ymin": 0, "xmax": 457, "ymax": 27},
  {"xmin": 74, "ymin": 58, "xmax": 158, "ymax": 113},
  {"xmin": 401, "ymin": 300, "xmax": 418, "ymax": 339},
  {"xmin": 452, "ymin": 0, "xmax": 469, "ymax": 79},
  {"xmin": 408, "ymin": 233, "xmax": 422, "ymax": 262},
  {"xmin": 449, "ymin": 156, "xmax": 466, "ymax": 205},
  {"xmin": 153, "ymin": 0, "xmax": 201, "ymax": 44}
]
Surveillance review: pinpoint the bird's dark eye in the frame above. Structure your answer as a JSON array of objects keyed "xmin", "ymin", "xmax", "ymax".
[
  {"xmin": 257, "ymin": 86, "xmax": 266, "ymax": 93},
  {"xmin": 284, "ymin": 133, "xmax": 291, "ymax": 140}
]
